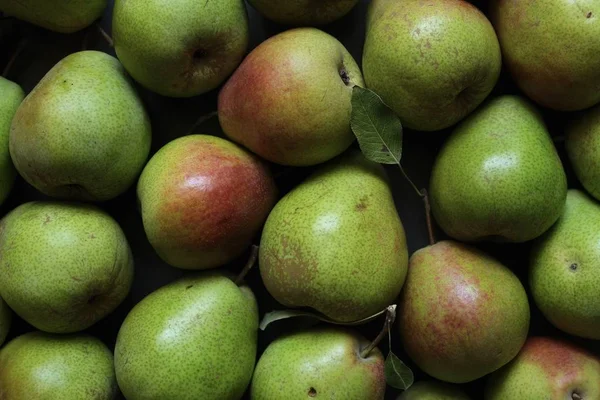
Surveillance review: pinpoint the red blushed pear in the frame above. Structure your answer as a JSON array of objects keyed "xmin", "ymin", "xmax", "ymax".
[
  {"xmin": 218, "ymin": 27, "xmax": 364, "ymax": 167},
  {"xmin": 398, "ymin": 240, "xmax": 530, "ymax": 383},
  {"xmin": 485, "ymin": 337, "xmax": 600, "ymax": 400},
  {"xmin": 137, "ymin": 134, "xmax": 277, "ymax": 270}
]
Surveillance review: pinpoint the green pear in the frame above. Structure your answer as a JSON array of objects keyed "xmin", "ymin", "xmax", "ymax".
[
  {"xmin": 9, "ymin": 50, "xmax": 151, "ymax": 202},
  {"xmin": 218, "ymin": 27, "xmax": 364, "ymax": 166},
  {"xmin": 259, "ymin": 151, "xmax": 408, "ymax": 322},
  {"xmin": 247, "ymin": 0, "xmax": 359, "ymax": 25},
  {"xmin": 430, "ymin": 95, "xmax": 567, "ymax": 243},
  {"xmin": 113, "ymin": 0, "xmax": 249, "ymax": 97},
  {"xmin": 530, "ymin": 190, "xmax": 600, "ymax": 340},
  {"xmin": 485, "ymin": 337, "xmax": 600, "ymax": 400},
  {"xmin": 398, "ymin": 381, "xmax": 470, "ymax": 400},
  {"xmin": 0, "ymin": 296, "xmax": 11, "ymax": 347},
  {"xmin": 399, "ymin": 241, "xmax": 530, "ymax": 383},
  {"xmin": 114, "ymin": 273, "xmax": 258, "ymax": 400},
  {"xmin": 363, "ymin": 0, "xmax": 501, "ymax": 131},
  {"xmin": 0, "ymin": 0, "xmax": 106, "ymax": 33},
  {"xmin": 0, "ymin": 201, "xmax": 134, "ymax": 333},
  {"xmin": 566, "ymin": 103, "xmax": 600, "ymax": 200},
  {"xmin": 490, "ymin": 0, "xmax": 600, "ymax": 111},
  {"xmin": 251, "ymin": 327, "xmax": 385, "ymax": 400},
  {"xmin": 0, "ymin": 77, "xmax": 23, "ymax": 207},
  {"xmin": 137, "ymin": 135, "xmax": 277, "ymax": 270},
  {"xmin": 0, "ymin": 331, "xmax": 117, "ymax": 399}
]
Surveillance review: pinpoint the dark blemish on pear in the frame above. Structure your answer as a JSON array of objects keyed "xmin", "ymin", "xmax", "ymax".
[
  {"xmin": 587, "ymin": 12, "xmax": 592, "ymax": 18},
  {"xmin": 308, "ymin": 387, "xmax": 317, "ymax": 397},
  {"xmin": 193, "ymin": 48, "xmax": 207, "ymax": 60},
  {"xmin": 356, "ymin": 196, "xmax": 369, "ymax": 211},
  {"xmin": 570, "ymin": 263, "xmax": 578, "ymax": 271},
  {"xmin": 43, "ymin": 215, "xmax": 51, "ymax": 225},
  {"xmin": 186, "ymin": 285, "xmax": 194, "ymax": 290},
  {"xmin": 339, "ymin": 68, "xmax": 351, "ymax": 85},
  {"xmin": 71, "ymin": 276, "xmax": 82, "ymax": 282}
]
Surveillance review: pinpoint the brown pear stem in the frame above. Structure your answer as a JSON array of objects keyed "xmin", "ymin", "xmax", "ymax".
[
  {"xmin": 360, "ymin": 305, "xmax": 397, "ymax": 358},
  {"xmin": 397, "ymin": 165, "xmax": 435, "ymax": 245},
  {"xmin": 2, "ymin": 40, "xmax": 26, "ymax": 78},
  {"xmin": 96, "ymin": 23, "xmax": 114, "ymax": 48},
  {"xmin": 235, "ymin": 245, "xmax": 259, "ymax": 286},
  {"xmin": 572, "ymin": 393, "xmax": 582, "ymax": 400},
  {"xmin": 188, "ymin": 111, "xmax": 218, "ymax": 135}
]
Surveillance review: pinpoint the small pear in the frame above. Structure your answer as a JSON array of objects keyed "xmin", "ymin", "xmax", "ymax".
[
  {"xmin": 0, "ymin": 77, "xmax": 23, "ymax": 207},
  {"xmin": 398, "ymin": 380, "xmax": 471, "ymax": 400},
  {"xmin": 0, "ymin": 331, "xmax": 117, "ymax": 399},
  {"xmin": 0, "ymin": 0, "xmax": 107, "ymax": 33},
  {"xmin": 566, "ymin": 103, "xmax": 600, "ymax": 200},
  {"xmin": 251, "ymin": 327, "xmax": 385, "ymax": 400},
  {"xmin": 0, "ymin": 296, "xmax": 11, "ymax": 347},
  {"xmin": 530, "ymin": 189, "xmax": 600, "ymax": 340},
  {"xmin": 0, "ymin": 201, "xmax": 134, "ymax": 333},
  {"xmin": 430, "ymin": 95, "xmax": 567, "ymax": 243},
  {"xmin": 259, "ymin": 151, "xmax": 408, "ymax": 322},
  {"xmin": 9, "ymin": 50, "xmax": 151, "ymax": 201},
  {"xmin": 114, "ymin": 273, "xmax": 258, "ymax": 400},
  {"xmin": 399, "ymin": 241, "xmax": 530, "ymax": 383},
  {"xmin": 247, "ymin": 0, "xmax": 359, "ymax": 26}
]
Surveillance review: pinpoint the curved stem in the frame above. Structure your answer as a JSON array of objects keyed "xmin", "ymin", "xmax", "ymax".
[
  {"xmin": 397, "ymin": 165, "xmax": 435, "ymax": 245},
  {"xmin": 360, "ymin": 305, "xmax": 397, "ymax": 358},
  {"xmin": 235, "ymin": 245, "xmax": 259, "ymax": 286},
  {"xmin": 96, "ymin": 23, "xmax": 114, "ymax": 48},
  {"xmin": 188, "ymin": 111, "xmax": 218, "ymax": 135},
  {"xmin": 2, "ymin": 40, "xmax": 26, "ymax": 78}
]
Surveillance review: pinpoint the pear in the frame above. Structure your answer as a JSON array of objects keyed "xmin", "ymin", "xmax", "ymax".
[
  {"xmin": 113, "ymin": 0, "xmax": 249, "ymax": 97},
  {"xmin": 251, "ymin": 327, "xmax": 385, "ymax": 400},
  {"xmin": 218, "ymin": 27, "xmax": 364, "ymax": 166},
  {"xmin": 485, "ymin": 337, "xmax": 600, "ymax": 400},
  {"xmin": 0, "ymin": 331, "xmax": 117, "ymax": 399},
  {"xmin": 247, "ymin": 0, "xmax": 359, "ymax": 26},
  {"xmin": 490, "ymin": 0, "xmax": 600, "ymax": 111},
  {"xmin": 399, "ymin": 241, "xmax": 530, "ymax": 383},
  {"xmin": 530, "ymin": 190, "xmax": 600, "ymax": 340},
  {"xmin": 259, "ymin": 151, "xmax": 408, "ymax": 322},
  {"xmin": 9, "ymin": 50, "xmax": 151, "ymax": 202},
  {"xmin": 566, "ymin": 103, "xmax": 600, "ymax": 200},
  {"xmin": 0, "ymin": 0, "xmax": 106, "ymax": 33},
  {"xmin": 0, "ymin": 77, "xmax": 23, "ymax": 207},
  {"xmin": 363, "ymin": 0, "xmax": 501, "ymax": 132},
  {"xmin": 398, "ymin": 380, "xmax": 470, "ymax": 400},
  {"xmin": 137, "ymin": 134, "xmax": 277, "ymax": 270},
  {"xmin": 114, "ymin": 273, "xmax": 258, "ymax": 400},
  {"xmin": 0, "ymin": 296, "xmax": 11, "ymax": 346},
  {"xmin": 0, "ymin": 201, "xmax": 134, "ymax": 333},
  {"xmin": 430, "ymin": 95, "xmax": 567, "ymax": 243}
]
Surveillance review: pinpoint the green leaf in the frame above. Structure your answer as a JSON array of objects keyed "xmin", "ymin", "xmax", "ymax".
[
  {"xmin": 259, "ymin": 307, "xmax": 389, "ymax": 331},
  {"xmin": 385, "ymin": 351, "xmax": 414, "ymax": 390},
  {"xmin": 350, "ymin": 86, "xmax": 403, "ymax": 165}
]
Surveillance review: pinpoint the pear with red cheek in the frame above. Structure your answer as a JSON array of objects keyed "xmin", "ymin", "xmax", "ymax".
[
  {"xmin": 398, "ymin": 240, "xmax": 530, "ymax": 383},
  {"xmin": 137, "ymin": 134, "xmax": 278, "ymax": 270},
  {"xmin": 485, "ymin": 337, "xmax": 600, "ymax": 400}
]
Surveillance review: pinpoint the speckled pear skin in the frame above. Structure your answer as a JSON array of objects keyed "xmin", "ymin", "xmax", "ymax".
[
  {"xmin": 0, "ymin": 201, "xmax": 134, "ymax": 333},
  {"xmin": 247, "ymin": 0, "xmax": 359, "ymax": 25},
  {"xmin": 0, "ymin": 77, "xmax": 23, "ymax": 207},
  {"xmin": 137, "ymin": 135, "xmax": 277, "ymax": 270},
  {"xmin": 218, "ymin": 28, "xmax": 364, "ymax": 166},
  {"xmin": 251, "ymin": 327, "xmax": 385, "ymax": 400},
  {"xmin": 399, "ymin": 241, "xmax": 530, "ymax": 384},
  {"xmin": 9, "ymin": 50, "xmax": 151, "ymax": 202},
  {"xmin": 114, "ymin": 273, "xmax": 258, "ymax": 400},
  {"xmin": 113, "ymin": 0, "xmax": 249, "ymax": 97},
  {"xmin": 490, "ymin": 0, "xmax": 600, "ymax": 111},
  {"xmin": 259, "ymin": 151, "xmax": 408, "ymax": 322},
  {"xmin": 0, "ymin": 296, "xmax": 11, "ymax": 347},
  {"xmin": 363, "ymin": 0, "xmax": 501, "ymax": 132},
  {"xmin": 485, "ymin": 337, "xmax": 600, "ymax": 400},
  {"xmin": 530, "ymin": 190, "xmax": 600, "ymax": 340},
  {"xmin": 430, "ymin": 95, "xmax": 567, "ymax": 243},
  {"xmin": 0, "ymin": 0, "xmax": 107, "ymax": 33},
  {"xmin": 566, "ymin": 104, "xmax": 600, "ymax": 200},
  {"xmin": 398, "ymin": 380, "xmax": 471, "ymax": 400},
  {"xmin": 0, "ymin": 331, "xmax": 117, "ymax": 399}
]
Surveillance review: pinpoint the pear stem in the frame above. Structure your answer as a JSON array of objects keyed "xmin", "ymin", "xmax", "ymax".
[
  {"xmin": 397, "ymin": 165, "xmax": 435, "ymax": 245},
  {"xmin": 188, "ymin": 111, "xmax": 219, "ymax": 135},
  {"xmin": 96, "ymin": 23, "xmax": 114, "ymax": 48},
  {"xmin": 2, "ymin": 39, "xmax": 26, "ymax": 78},
  {"xmin": 572, "ymin": 393, "xmax": 582, "ymax": 400},
  {"xmin": 235, "ymin": 245, "xmax": 259, "ymax": 286},
  {"xmin": 360, "ymin": 305, "xmax": 397, "ymax": 358}
]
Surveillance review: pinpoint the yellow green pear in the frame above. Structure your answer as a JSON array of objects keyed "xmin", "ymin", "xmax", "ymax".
[
  {"xmin": 0, "ymin": 77, "xmax": 23, "ymax": 206},
  {"xmin": 566, "ymin": 103, "xmax": 600, "ymax": 200},
  {"xmin": 259, "ymin": 151, "xmax": 408, "ymax": 322}
]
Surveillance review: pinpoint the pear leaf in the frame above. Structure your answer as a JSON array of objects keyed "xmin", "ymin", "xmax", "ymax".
[
  {"xmin": 259, "ymin": 307, "xmax": 389, "ymax": 331},
  {"xmin": 350, "ymin": 86, "xmax": 403, "ymax": 165},
  {"xmin": 385, "ymin": 351, "xmax": 414, "ymax": 390}
]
